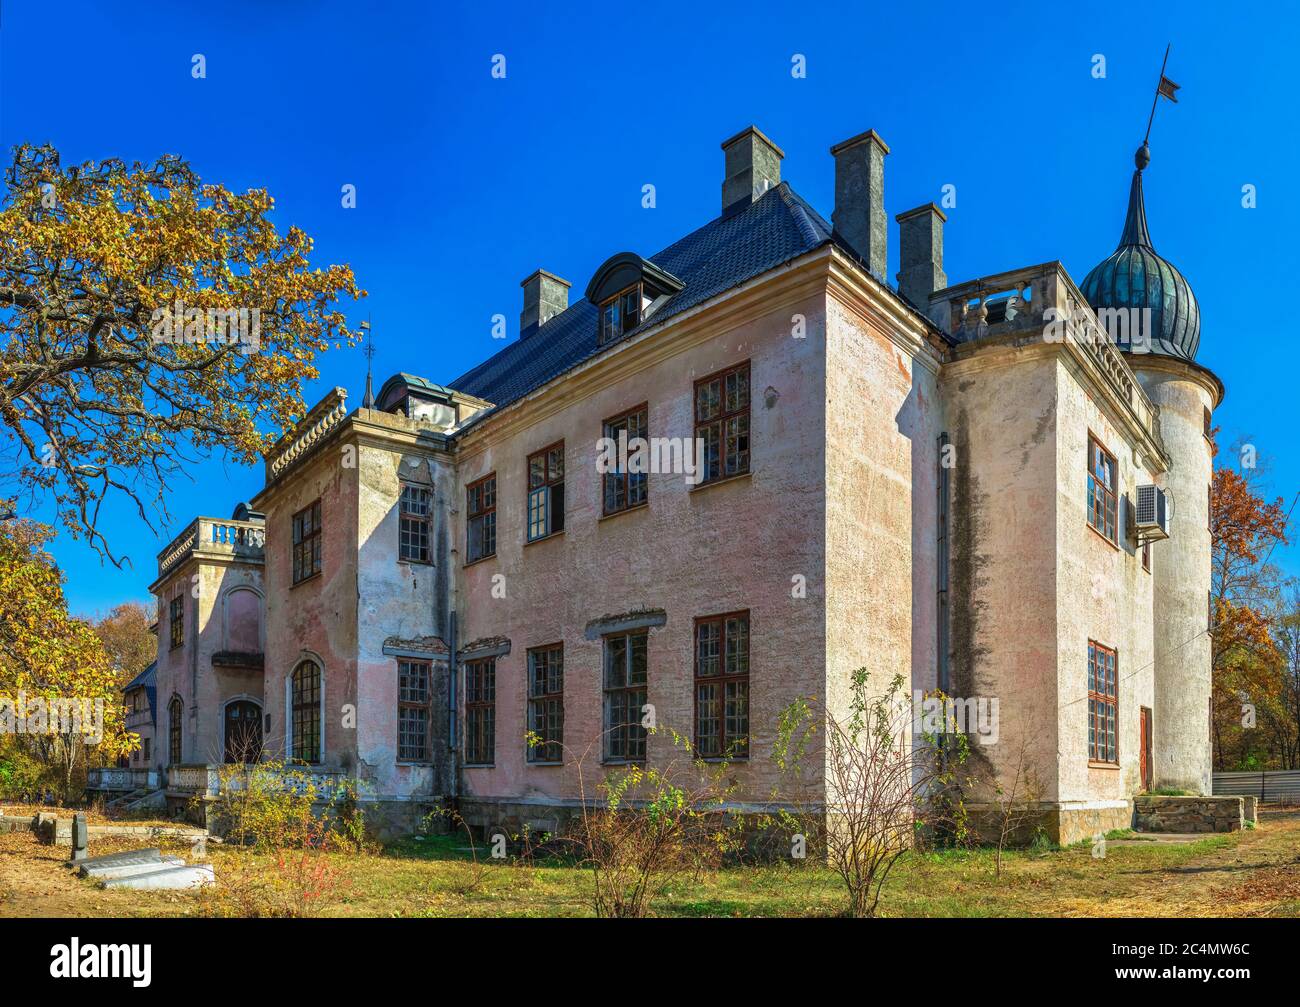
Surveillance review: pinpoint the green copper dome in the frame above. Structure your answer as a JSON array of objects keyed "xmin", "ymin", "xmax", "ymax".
[{"xmin": 1080, "ymin": 144, "xmax": 1200, "ymax": 360}]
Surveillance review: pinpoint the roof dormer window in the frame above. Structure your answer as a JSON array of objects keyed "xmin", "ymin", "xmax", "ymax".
[
  {"xmin": 586, "ymin": 252, "xmax": 685, "ymax": 349},
  {"xmin": 600, "ymin": 284, "xmax": 648, "ymax": 346}
]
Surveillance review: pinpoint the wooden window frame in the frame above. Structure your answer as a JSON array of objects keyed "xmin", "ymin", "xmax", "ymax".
[
  {"xmin": 142, "ymin": 737, "xmax": 151, "ymax": 764},
  {"xmin": 603, "ymin": 630, "xmax": 648, "ymax": 763},
  {"xmin": 168, "ymin": 595, "xmax": 184, "ymax": 651},
  {"xmin": 1087, "ymin": 640, "xmax": 1118, "ymax": 766},
  {"xmin": 1086, "ymin": 434, "xmax": 1118, "ymax": 545},
  {"xmin": 291, "ymin": 499, "xmax": 322, "ymax": 584},
  {"xmin": 466, "ymin": 473, "xmax": 497, "ymax": 563},
  {"xmin": 599, "ymin": 282, "xmax": 643, "ymax": 346},
  {"xmin": 291, "ymin": 660, "xmax": 322, "ymax": 765},
  {"xmin": 693, "ymin": 611, "xmax": 751, "ymax": 760},
  {"xmin": 526, "ymin": 442, "xmax": 565, "ymax": 542},
  {"xmin": 602, "ymin": 404, "xmax": 649, "ymax": 516},
  {"xmin": 463, "ymin": 658, "xmax": 496, "ymax": 766},
  {"xmin": 398, "ymin": 484, "xmax": 432, "ymax": 564},
  {"xmin": 397, "ymin": 659, "xmax": 433, "ymax": 763},
  {"xmin": 694, "ymin": 362, "xmax": 751, "ymax": 485},
  {"xmin": 526, "ymin": 644, "xmax": 564, "ymax": 764}
]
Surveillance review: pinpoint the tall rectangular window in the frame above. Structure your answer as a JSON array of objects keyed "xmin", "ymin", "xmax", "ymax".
[
  {"xmin": 602, "ymin": 405, "xmax": 649, "ymax": 515},
  {"xmin": 1087, "ymin": 640, "xmax": 1118, "ymax": 765},
  {"xmin": 397, "ymin": 659, "xmax": 432, "ymax": 762},
  {"xmin": 603, "ymin": 631, "xmax": 648, "ymax": 762},
  {"xmin": 1086, "ymin": 435, "xmax": 1117, "ymax": 543},
  {"xmin": 168, "ymin": 595, "xmax": 184, "ymax": 650},
  {"xmin": 464, "ymin": 658, "xmax": 496, "ymax": 766},
  {"xmin": 399, "ymin": 484, "xmax": 432, "ymax": 563},
  {"xmin": 694, "ymin": 362, "xmax": 750, "ymax": 484},
  {"xmin": 466, "ymin": 474, "xmax": 497, "ymax": 562},
  {"xmin": 694, "ymin": 612, "xmax": 750, "ymax": 758},
  {"xmin": 527, "ymin": 443, "xmax": 565, "ymax": 541},
  {"xmin": 527, "ymin": 645, "xmax": 564, "ymax": 763},
  {"xmin": 292, "ymin": 499, "xmax": 322, "ymax": 583}
]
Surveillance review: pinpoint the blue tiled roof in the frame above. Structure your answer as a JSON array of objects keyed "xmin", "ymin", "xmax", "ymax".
[
  {"xmin": 124, "ymin": 661, "xmax": 157, "ymax": 723},
  {"xmin": 447, "ymin": 183, "xmax": 837, "ymax": 414}
]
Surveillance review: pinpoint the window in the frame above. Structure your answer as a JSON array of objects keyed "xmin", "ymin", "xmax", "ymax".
[
  {"xmin": 292, "ymin": 500, "xmax": 322, "ymax": 583},
  {"xmin": 168, "ymin": 696, "xmax": 183, "ymax": 765},
  {"xmin": 694, "ymin": 612, "xmax": 750, "ymax": 758},
  {"xmin": 143, "ymin": 737, "xmax": 151, "ymax": 763},
  {"xmin": 291, "ymin": 660, "xmax": 321, "ymax": 764},
  {"xmin": 1203, "ymin": 406, "xmax": 1213, "ymax": 440},
  {"xmin": 1142, "ymin": 541, "xmax": 1151, "ymax": 572},
  {"xmin": 466, "ymin": 474, "xmax": 497, "ymax": 563},
  {"xmin": 169, "ymin": 595, "xmax": 184, "ymax": 650},
  {"xmin": 695, "ymin": 362, "xmax": 750, "ymax": 484},
  {"xmin": 604, "ymin": 631, "xmax": 648, "ymax": 762},
  {"xmin": 464, "ymin": 658, "xmax": 496, "ymax": 765},
  {"xmin": 1086, "ymin": 435, "xmax": 1117, "ymax": 543},
  {"xmin": 527, "ymin": 645, "xmax": 564, "ymax": 763},
  {"xmin": 1087, "ymin": 641, "xmax": 1118, "ymax": 764},
  {"xmin": 602, "ymin": 405, "xmax": 649, "ymax": 515},
  {"xmin": 399, "ymin": 484, "xmax": 432, "ymax": 563},
  {"xmin": 599, "ymin": 284, "xmax": 643, "ymax": 346},
  {"xmin": 397, "ymin": 659, "xmax": 432, "ymax": 762},
  {"xmin": 527, "ymin": 443, "xmax": 565, "ymax": 541}
]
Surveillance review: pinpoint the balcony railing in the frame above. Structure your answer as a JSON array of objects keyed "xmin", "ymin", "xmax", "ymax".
[
  {"xmin": 87, "ymin": 767, "xmax": 160, "ymax": 791},
  {"xmin": 156, "ymin": 516, "xmax": 266, "ymax": 580},
  {"xmin": 165, "ymin": 764, "xmax": 346, "ymax": 800},
  {"xmin": 932, "ymin": 262, "xmax": 1159, "ymax": 442}
]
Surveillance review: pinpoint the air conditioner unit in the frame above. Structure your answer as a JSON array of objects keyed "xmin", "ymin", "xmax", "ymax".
[{"xmin": 1133, "ymin": 484, "xmax": 1169, "ymax": 542}]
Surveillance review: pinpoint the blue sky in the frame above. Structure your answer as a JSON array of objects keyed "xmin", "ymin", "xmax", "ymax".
[{"xmin": 1, "ymin": 0, "xmax": 1296, "ymax": 615}]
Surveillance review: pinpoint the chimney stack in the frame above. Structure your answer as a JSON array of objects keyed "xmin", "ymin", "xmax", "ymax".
[
  {"xmin": 721, "ymin": 126, "xmax": 783, "ymax": 215},
  {"xmin": 520, "ymin": 269, "xmax": 570, "ymax": 336},
  {"xmin": 830, "ymin": 129, "xmax": 889, "ymax": 280},
  {"xmin": 895, "ymin": 203, "xmax": 947, "ymax": 312}
]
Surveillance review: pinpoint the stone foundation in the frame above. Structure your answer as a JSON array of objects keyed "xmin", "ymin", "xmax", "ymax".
[
  {"xmin": 1133, "ymin": 795, "xmax": 1244, "ymax": 833},
  {"xmin": 179, "ymin": 793, "xmax": 447, "ymax": 843},
  {"xmin": 964, "ymin": 800, "xmax": 1133, "ymax": 847}
]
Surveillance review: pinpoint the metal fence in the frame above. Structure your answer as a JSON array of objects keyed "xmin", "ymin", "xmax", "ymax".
[{"xmin": 1212, "ymin": 770, "xmax": 1300, "ymax": 803}]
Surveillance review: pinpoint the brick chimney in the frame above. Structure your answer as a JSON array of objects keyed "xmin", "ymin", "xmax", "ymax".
[
  {"xmin": 895, "ymin": 203, "xmax": 947, "ymax": 312},
  {"xmin": 520, "ymin": 269, "xmax": 570, "ymax": 336},
  {"xmin": 721, "ymin": 126, "xmax": 783, "ymax": 215},
  {"xmin": 830, "ymin": 129, "xmax": 889, "ymax": 280}
]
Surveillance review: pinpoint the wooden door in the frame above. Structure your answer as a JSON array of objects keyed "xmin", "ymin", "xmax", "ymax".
[{"xmin": 1139, "ymin": 707, "xmax": 1153, "ymax": 792}]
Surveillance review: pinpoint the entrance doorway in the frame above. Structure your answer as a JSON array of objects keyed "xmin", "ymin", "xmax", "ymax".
[{"xmin": 224, "ymin": 700, "xmax": 263, "ymax": 763}]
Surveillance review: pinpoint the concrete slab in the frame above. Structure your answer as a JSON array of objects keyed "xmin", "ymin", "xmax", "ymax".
[
  {"xmin": 99, "ymin": 863, "xmax": 215, "ymax": 891},
  {"xmin": 64, "ymin": 847, "xmax": 162, "ymax": 869},
  {"xmin": 81, "ymin": 857, "xmax": 185, "ymax": 880},
  {"xmin": 1110, "ymin": 833, "xmax": 1214, "ymax": 846}
]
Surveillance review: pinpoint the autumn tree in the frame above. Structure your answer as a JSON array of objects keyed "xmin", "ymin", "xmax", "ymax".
[
  {"xmin": 0, "ymin": 519, "xmax": 133, "ymax": 800},
  {"xmin": 1210, "ymin": 450, "xmax": 1290, "ymax": 770},
  {"xmin": 92, "ymin": 601, "xmax": 156, "ymax": 689},
  {"xmin": 0, "ymin": 144, "xmax": 363, "ymax": 565}
]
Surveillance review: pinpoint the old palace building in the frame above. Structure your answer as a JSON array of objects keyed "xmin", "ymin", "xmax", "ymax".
[{"xmin": 110, "ymin": 124, "xmax": 1220, "ymax": 843}]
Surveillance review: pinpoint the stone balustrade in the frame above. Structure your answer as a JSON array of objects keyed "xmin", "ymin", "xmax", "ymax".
[
  {"xmin": 932, "ymin": 262, "xmax": 1159, "ymax": 442},
  {"xmin": 155, "ymin": 516, "xmax": 265, "ymax": 580},
  {"xmin": 265, "ymin": 386, "xmax": 349, "ymax": 480},
  {"xmin": 86, "ymin": 767, "xmax": 160, "ymax": 791}
]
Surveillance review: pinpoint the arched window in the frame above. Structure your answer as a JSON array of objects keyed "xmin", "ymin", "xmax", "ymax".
[
  {"xmin": 168, "ymin": 696, "xmax": 183, "ymax": 765},
  {"xmin": 291, "ymin": 661, "xmax": 321, "ymax": 765}
]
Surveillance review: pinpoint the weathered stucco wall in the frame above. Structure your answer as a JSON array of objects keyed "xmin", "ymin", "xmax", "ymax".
[
  {"xmin": 1133, "ymin": 359, "xmax": 1216, "ymax": 795},
  {"xmin": 260, "ymin": 445, "xmax": 359, "ymax": 773},
  {"xmin": 823, "ymin": 289, "xmax": 942, "ymax": 742},
  {"xmin": 456, "ymin": 286, "xmax": 828, "ymax": 807},
  {"xmin": 1053, "ymin": 355, "xmax": 1156, "ymax": 806},
  {"xmin": 940, "ymin": 346, "xmax": 1061, "ymax": 800},
  {"xmin": 354, "ymin": 430, "xmax": 455, "ymax": 797},
  {"xmin": 153, "ymin": 560, "xmax": 263, "ymax": 767}
]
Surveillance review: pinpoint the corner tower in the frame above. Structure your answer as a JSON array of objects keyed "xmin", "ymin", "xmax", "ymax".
[{"xmin": 1081, "ymin": 143, "xmax": 1223, "ymax": 795}]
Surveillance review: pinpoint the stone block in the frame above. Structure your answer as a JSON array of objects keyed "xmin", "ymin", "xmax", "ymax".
[{"xmin": 99, "ymin": 863, "xmax": 215, "ymax": 890}]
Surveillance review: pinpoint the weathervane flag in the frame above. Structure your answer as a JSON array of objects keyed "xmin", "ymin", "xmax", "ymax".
[
  {"xmin": 1157, "ymin": 74, "xmax": 1180, "ymax": 103},
  {"xmin": 1143, "ymin": 45, "xmax": 1180, "ymax": 146}
]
